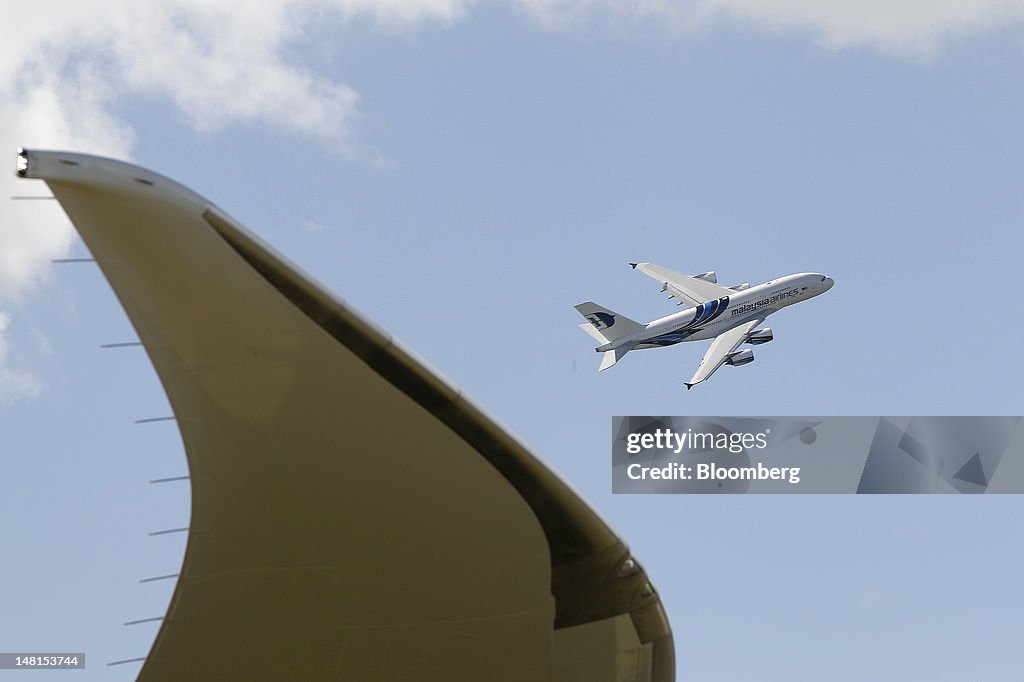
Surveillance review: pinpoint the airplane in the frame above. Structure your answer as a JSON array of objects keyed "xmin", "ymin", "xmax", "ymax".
[{"xmin": 576, "ymin": 262, "xmax": 834, "ymax": 389}]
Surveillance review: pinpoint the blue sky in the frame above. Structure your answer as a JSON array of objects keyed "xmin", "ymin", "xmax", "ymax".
[{"xmin": 2, "ymin": 2, "xmax": 1023, "ymax": 680}]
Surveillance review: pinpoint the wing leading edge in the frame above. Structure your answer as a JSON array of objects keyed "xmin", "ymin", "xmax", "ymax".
[
  {"xmin": 18, "ymin": 149, "xmax": 673, "ymax": 681},
  {"xmin": 630, "ymin": 262, "xmax": 733, "ymax": 307},
  {"xmin": 685, "ymin": 318, "xmax": 763, "ymax": 389}
]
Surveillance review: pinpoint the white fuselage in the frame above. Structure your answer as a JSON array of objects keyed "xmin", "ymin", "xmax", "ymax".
[{"xmin": 597, "ymin": 273, "xmax": 834, "ymax": 352}]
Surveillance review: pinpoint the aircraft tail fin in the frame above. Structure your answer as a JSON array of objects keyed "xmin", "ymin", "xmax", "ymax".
[{"xmin": 574, "ymin": 302, "xmax": 643, "ymax": 345}]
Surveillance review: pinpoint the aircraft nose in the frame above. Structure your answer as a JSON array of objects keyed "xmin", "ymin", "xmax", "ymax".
[{"xmin": 824, "ymin": 276, "xmax": 834, "ymax": 291}]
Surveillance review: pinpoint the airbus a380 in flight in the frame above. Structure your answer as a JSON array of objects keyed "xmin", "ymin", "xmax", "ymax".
[{"xmin": 576, "ymin": 262, "xmax": 834, "ymax": 389}]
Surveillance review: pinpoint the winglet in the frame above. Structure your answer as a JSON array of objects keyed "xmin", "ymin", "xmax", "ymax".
[
  {"xmin": 684, "ymin": 383, "xmax": 694, "ymax": 391},
  {"xmin": 629, "ymin": 262, "xmax": 638, "ymax": 269}
]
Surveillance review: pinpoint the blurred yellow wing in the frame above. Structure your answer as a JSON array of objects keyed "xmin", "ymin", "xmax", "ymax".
[{"xmin": 19, "ymin": 149, "xmax": 673, "ymax": 681}]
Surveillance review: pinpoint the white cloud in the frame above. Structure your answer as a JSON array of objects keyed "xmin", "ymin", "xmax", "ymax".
[
  {"xmin": 514, "ymin": 0, "xmax": 1024, "ymax": 55},
  {"xmin": 0, "ymin": 0, "xmax": 475, "ymax": 291},
  {"xmin": 301, "ymin": 219, "xmax": 332, "ymax": 233},
  {"xmin": 0, "ymin": 0, "xmax": 471, "ymax": 400},
  {"xmin": 701, "ymin": 0, "xmax": 1024, "ymax": 54},
  {"xmin": 0, "ymin": 313, "xmax": 42, "ymax": 402}
]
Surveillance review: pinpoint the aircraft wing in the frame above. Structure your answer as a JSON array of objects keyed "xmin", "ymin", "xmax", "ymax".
[
  {"xmin": 685, "ymin": 318, "xmax": 763, "ymax": 389},
  {"xmin": 18, "ymin": 150, "xmax": 673, "ymax": 681},
  {"xmin": 630, "ymin": 262, "xmax": 733, "ymax": 307}
]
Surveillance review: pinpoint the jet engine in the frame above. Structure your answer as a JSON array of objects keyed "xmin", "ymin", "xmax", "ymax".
[
  {"xmin": 746, "ymin": 328, "xmax": 773, "ymax": 345},
  {"xmin": 729, "ymin": 282, "xmax": 750, "ymax": 291},
  {"xmin": 726, "ymin": 349, "xmax": 754, "ymax": 366},
  {"xmin": 694, "ymin": 271, "xmax": 717, "ymax": 283}
]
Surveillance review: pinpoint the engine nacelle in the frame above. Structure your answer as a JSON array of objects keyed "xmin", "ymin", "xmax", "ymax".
[
  {"xmin": 726, "ymin": 348, "xmax": 754, "ymax": 366},
  {"xmin": 729, "ymin": 282, "xmax": 750, "ymax": 291},
  {"xmin": 746, "ymin": 328, "xmax": 773, "ymax": 345},
  {"xmin": 695, "ymin": 271, "xmax": 717, "ymax": 283}
]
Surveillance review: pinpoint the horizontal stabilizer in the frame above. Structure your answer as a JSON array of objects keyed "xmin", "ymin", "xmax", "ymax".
[{"xmin": 599, "ymin": 345, "xmax": 632, "ymax": 371}]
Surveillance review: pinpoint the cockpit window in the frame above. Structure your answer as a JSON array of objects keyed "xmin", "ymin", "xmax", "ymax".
[{"xmin": 820, "ymin": 276, "xmax": 827, "ymax": 282}]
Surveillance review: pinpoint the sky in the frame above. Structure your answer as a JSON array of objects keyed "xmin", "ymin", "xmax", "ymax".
[{"xmin": 2, "ymin": 1, "xmax": 1024, "ymax": 680}]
